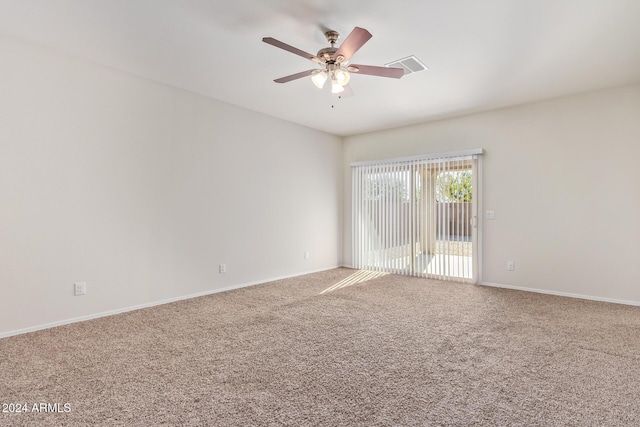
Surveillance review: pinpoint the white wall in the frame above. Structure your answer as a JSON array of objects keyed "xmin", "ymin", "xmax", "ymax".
[
  {"xmin": 0, "ymin": 35, "xmax": 342, "ymax": 336},
  {"xmin": 343, "ymin": 84, "xmax": 640, "ymax": 303}
]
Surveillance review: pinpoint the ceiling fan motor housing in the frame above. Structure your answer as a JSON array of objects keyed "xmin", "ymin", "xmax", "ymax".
[
  {"xmin": 318, "ymin": 30, "xmax": 344, "ymax": 63},
  {"xmin": 317, "ymin": 46, "xmax": 338, "ymax": 62}
]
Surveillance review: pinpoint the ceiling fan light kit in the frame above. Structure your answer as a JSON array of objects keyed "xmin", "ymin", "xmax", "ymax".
[{"xmin": 262, "ymin": 26, "xmax": 404, "ymax": 97}]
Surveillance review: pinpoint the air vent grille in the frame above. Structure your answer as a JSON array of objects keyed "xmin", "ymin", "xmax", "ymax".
[{"xmin": 385, "ymin": 55, "xmax": 428, "ymax": 75}]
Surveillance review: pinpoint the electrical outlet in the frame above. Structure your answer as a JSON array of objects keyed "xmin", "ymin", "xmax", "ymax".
[
  {"xmin": 219, "ymin": 264, "xmax": 226, "ymax": 274},
  {"xmin": 74, "ymin": 282, "xmax": 87, "ymax": 296},
  {"xmin": 304, "ymin": 251, "xmax": 310, "ymax": 260},
  {"xmin": 507, "ymin": 261, "xmax": 515, "ymax": 271}
]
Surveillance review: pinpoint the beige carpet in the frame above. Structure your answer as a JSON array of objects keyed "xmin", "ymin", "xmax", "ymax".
[{"xmin": 1, "ymin": 268, "xmax": 639, "ymax": 426}]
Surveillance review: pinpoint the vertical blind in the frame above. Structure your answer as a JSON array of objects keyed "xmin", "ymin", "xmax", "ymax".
[{"xmin": 352, "ymin": 151, "xmax": 482, "ymax": 283}]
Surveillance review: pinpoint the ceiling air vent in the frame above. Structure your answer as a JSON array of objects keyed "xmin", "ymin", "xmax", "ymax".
[{"xmin": 385, "ymin": 55, "xmax": 428, "ymax": 75}]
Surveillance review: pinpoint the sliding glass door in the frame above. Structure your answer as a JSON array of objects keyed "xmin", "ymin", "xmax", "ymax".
[{"xmin": 352, "ymin": 151, "xmax": 482, "ymax": 283}]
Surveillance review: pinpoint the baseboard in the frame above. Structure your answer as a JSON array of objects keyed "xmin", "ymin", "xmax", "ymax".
[
  {"xmin": 0, "ymin": 265, "xmax": 341, "ymax": 339},
  {"xmin": 481, "ymin": 281, "xmax": 640, "ymax": 307}
]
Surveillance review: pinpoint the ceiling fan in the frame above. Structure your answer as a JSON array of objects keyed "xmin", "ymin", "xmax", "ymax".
[{"xmin": 262, "ymin": 27, "xmax": 404, "ymax": 96}]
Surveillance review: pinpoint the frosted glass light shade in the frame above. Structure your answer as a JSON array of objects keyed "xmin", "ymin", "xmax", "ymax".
[
  {"xmin": 311, "ymin": 71, "xmax": 328, "ymax": 89},
  {"xmin": 334, "ymin": 69, "xmax": 350, "ymax": 86}
]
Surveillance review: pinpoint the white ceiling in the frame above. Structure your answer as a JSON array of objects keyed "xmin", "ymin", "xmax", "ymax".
[{"xmin": 1, "ymin": 0, "xmax": 640, "ymax": 136}]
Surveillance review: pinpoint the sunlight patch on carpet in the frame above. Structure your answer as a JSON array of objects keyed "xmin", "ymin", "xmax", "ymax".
[{"xmin": 320, "ymin": 270, "xmax": 388, "ymax": 294}]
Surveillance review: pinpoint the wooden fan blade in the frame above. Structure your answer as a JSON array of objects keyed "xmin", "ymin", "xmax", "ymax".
[
  {"xmin": 262, "ymin": 37, "xmax": 322, "ymax": 63},
  {"xmin": 274, "ymin": 69, "xmax": 316, "ymax": 83},
  {"xmin": 348, "ymin": 64, "xmax": 404, "ymax": 78},
  {"xmin": 334, "ymin": 27, "xmax": 372, "ymax": 62}
]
